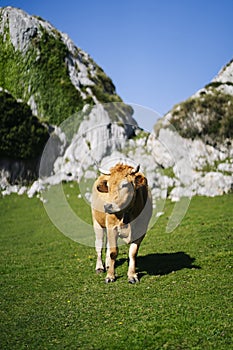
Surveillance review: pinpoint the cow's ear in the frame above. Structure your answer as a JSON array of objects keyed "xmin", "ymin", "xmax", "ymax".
[
  {"xmin": 135, "ymin": 174, "xmax": 147, "ymax": 188},
  {"xmin": 97, "ymin": 180, "xmax": 108, "ymax": 193}
]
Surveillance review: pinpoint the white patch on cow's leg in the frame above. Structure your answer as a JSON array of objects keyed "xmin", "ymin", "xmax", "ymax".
[
  {"xmin": 105, "ymin": 246, "xmax": 118, "ymax": 283},
  {"xmin": 127, "ymin": 238, "xmax": 143, "ymax": 283},
  {"xmin": 105, "ymin": 240, "xmax": 111, "ymax": 271},
  {"xmin": 94, "ymin": 220, "xmax": 105, "ymax": 273}
]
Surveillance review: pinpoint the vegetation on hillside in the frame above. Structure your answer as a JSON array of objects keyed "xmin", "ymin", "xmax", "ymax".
[
  {"xmin": 0, "ymin": 11, "xmax": 126, "ymax": 166},
  {"xmin": 0, "ymin": 27, "xmax": 84, "ymax": 125},
  {"xmin": 90, "ymin": 66, "xmax": 122, "ymax": 104},
  {"xmin": 170, "ymin": 91, "xmax": 233, "ymax": 143},
  {"xmin": 0, "ymin": 90, "xmax": 48, "ymax": 159},
  {"xmin": 0, "ymin": 15, "xmax": 122, "ymax": 125}
]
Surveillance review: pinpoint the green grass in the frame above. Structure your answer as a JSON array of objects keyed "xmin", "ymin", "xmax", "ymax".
[{"xmin": 0, "ymin": 186, "xmax": 232, "ymax": 349}]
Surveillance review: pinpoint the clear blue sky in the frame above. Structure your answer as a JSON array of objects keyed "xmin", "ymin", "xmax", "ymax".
[{"xmin": 1, "ymin": 0, "xmax": 233, "ymax": 131}]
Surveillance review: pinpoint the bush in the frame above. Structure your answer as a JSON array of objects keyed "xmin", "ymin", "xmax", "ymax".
[
  {"xmin": 170, "ymin": 92, "xmax": 233, "ymax": 142},
  {"xmin": 0, "ymin": 91, "xmax": 49, "ymax": 159}
]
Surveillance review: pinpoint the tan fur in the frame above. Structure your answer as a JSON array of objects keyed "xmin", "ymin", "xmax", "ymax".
[{"xmin": 91, "ymin": 163, "xmax": 152, "ymax": 283}]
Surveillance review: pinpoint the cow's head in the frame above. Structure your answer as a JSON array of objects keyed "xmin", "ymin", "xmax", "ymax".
[{"xmin": 96, "ymin": 163, "xmax": 146, "ymax": 214}]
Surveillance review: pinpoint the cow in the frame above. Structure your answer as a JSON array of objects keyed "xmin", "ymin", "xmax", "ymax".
[{"xmin": 91, "ymin": 163, "xmax": 152, "ymax": 283}]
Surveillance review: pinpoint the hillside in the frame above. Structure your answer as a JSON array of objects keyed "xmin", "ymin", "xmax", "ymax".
[
  {"xmin": 0, "ymin": 6, "xmax": 122, "ymax": 125},
  {"xmin": 155, "ymin": 60, "xmax": 233, "ymax": 145},
  {"xmin": 149, "ymin": 59, "xmax": 233, "ymax": 200},
  {"xmin": 0, "ymin": 7, "xmax": 138, "ymax": 187}
]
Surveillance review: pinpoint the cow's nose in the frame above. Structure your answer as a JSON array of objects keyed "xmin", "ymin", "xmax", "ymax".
[{"xmin": 104, "ymin": 203, "xmax": 113, "ymax": 213}]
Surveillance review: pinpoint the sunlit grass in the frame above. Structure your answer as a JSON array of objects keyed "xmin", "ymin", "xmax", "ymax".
[{"xmin": 0, "ymin": 187, "xmax": 232, "ymax": 349}]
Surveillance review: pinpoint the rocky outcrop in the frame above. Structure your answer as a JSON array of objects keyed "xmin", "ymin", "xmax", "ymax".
[
  {"xmin": 149, "ymin": 58, "xmax": 233, "ymax": 200},
  {"xmin": 147, "ymin": 128, "xmax": 233, "ymax": 201}
]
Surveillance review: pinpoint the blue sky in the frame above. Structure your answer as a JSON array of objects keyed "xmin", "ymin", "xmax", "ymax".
[{"xmin": 1, "ymin": 0, "xmax": 233, "ymax": 131}]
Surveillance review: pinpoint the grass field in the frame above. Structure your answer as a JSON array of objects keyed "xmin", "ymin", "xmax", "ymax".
[{"xmin": 0, "ymin": 184, "xmax": 232, "ymax": 349}]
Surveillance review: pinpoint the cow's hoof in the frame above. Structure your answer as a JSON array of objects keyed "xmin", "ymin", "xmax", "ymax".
[
  {"xmin": 105, "ymin": 277, "xmax": 115, "ymax": 283},
  {"xmin": 128, "ymin": 276, "xmax": 139, "ymax": 284},
  {"xmin": 96, "ymin": 268, "xmax": 105, "ymax": 274}
]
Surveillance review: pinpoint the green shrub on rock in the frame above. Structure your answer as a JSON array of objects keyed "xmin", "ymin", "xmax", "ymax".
[{"xmin": 170, "ymin": 91, "xmax": 233, "ymax": 142}]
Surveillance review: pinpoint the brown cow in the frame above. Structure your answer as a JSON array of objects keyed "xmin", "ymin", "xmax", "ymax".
[{"xmin": 91, "ymin": 163, "xmax": 152, "ymax": 283}]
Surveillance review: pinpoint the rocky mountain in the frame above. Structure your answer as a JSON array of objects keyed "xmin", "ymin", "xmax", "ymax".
[
  {"xmin": 0, "ymin": 6, "xmax": 232, "ymax": 205},
  {"xmin": 34, "ymin": 58, "xmax": 233, "ymax": 203},
  {"xmin": 0, "ymin": 6, "xmax": 138, "ymax": 186},
  {"xmin": 0, "ymin": 6, "xmax": 123, "ymax": 124},
  {"xmin": 156, "ymin": 60, "xmax": 233, "ymax": 145},
  {"xmin": 149, "ymin": 59, "xmax": 233, "ymax": 200}
]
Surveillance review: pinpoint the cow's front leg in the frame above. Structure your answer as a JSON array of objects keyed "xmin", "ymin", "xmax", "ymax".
[
  {"xmin": 105, "ymin": 240, "xmax": 111, "ymax": 271},
  {"xmin": 128, "ymin": 237, "xmax": 144, "ymax": 283},
  {"xmin": 105, "ymin": 227, "xmax": 118, "ymax": 283},
  {"xmin": 94, "ymin": 220, "xmax": 105, "ymax": 273}
]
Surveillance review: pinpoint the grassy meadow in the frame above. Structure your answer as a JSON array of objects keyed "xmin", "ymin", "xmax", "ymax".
[{"xmin": 0, "ymin": 184, "xmax": 232, "ymax": 349}]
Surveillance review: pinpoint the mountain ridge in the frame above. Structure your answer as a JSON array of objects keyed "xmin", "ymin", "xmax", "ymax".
[{"xmin": 0, "ymin": 6, "xmax": 232, "ymax": 202}]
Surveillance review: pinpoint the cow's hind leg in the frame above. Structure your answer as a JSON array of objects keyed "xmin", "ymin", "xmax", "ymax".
[
  {"xmin": 94, "ymin": 220, "xmax": 105, "ymax": 273},
  {"xmin": 128, "ymin": 236, "xmax": 144, "ymax": 283}
]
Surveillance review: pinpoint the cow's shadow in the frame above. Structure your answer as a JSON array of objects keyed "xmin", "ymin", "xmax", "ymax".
[{"xmin": 117, "ymin": 251, "xmax": 200, "ymax": 278}]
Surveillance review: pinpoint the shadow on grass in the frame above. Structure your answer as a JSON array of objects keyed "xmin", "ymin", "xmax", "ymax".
[{"xmin": 117, "ymin": 252, "xmax": 200, "ymax": 279}]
